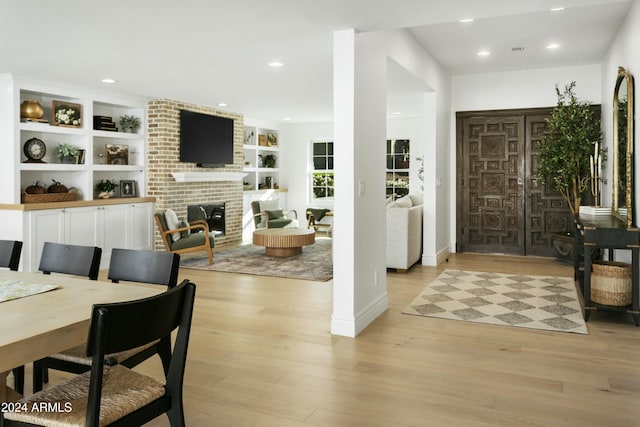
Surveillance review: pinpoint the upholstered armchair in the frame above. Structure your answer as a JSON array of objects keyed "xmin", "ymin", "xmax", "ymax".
[
  {"xmin": 155, "ymin": 209, "xmax": 215, "ymax": 264},
  {"xmin": 251, "ymin": 200, "xmax": 298, "ymax": 229}
]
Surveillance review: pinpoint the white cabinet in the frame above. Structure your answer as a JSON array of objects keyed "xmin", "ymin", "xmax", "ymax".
[
  {"xmin": 0, "ymin": 74, "xmax": 147, "ymax": 204},
  {"xmin": 243, "ymin": 126, "xmax": 281, "ymax": 191},
  {"xmin": 23, "ymin": 202, "xmax": 154, "ymax": 272},
  {"xmin": 128, "ymin": 202, "xmax": 154, "ymax": 250}
]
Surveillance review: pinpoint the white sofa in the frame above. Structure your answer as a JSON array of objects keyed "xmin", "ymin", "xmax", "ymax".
[{"xmin": 386, "ymin": 194, "xmax": 423, "ymax": 271}]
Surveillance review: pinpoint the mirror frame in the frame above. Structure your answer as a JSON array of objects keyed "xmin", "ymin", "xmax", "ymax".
[{"xmin": 612, "ymin": 66, "xmax": 635, "ymax": 227}]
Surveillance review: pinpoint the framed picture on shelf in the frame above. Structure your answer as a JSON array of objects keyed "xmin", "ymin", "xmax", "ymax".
[
  {"xmin": 105, "ymin": 144, "xmax": 129, "ymax": 165},
  {"xmin": 120, "ymin": 180, "xmax": 136, "ymax": 198},
  {"xmin": 267, "ymin": 133, "xmax": 278, "ymax": 146},
  {"xmin": 52, "ymin": 100, "xmax": 82, "ymax": 127}
]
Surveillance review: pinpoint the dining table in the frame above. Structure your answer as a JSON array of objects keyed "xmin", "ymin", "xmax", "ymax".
[{"xmin": 0, "ymin": 270, "xmax": 163, "ymax": 402}]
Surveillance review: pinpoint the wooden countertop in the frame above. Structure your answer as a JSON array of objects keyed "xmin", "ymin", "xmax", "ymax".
[{"xmin": 0, "ymin": 197, "xmax": 156, "ymax": 211}]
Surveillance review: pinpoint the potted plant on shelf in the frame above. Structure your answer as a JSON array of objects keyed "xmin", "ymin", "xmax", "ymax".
[
  {"xmin": 118, "ymin": 115, "xmax": 141, "ymax": 133},
  {"xmin": 56, "ymin": 143, "xmax": 80, "ymax": 164},
  {"xmin": 535, "ymin": 81, "xmax": 604, "ymax": 216},
  {"xmin": 96, "ymin": 179, "xmax": 119, "ymax": 199}
]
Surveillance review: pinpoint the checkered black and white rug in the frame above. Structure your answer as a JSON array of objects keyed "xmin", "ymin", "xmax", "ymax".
[{"xmin": 403, "ymin": 269, "xmax": 587, "ymax": 334}]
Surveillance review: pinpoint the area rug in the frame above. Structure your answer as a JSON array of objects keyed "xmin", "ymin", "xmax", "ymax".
[
  {"xmin": 403, "ymin": 269, "xmax": 587, "ymax": 334},
  {"xmin": 180, "ymin": 238, "xmax": 332, "ymax": 281}
]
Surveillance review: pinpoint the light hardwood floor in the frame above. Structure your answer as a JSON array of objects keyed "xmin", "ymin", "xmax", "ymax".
[{"xmin": 22, "ymin": 253, "xmax": 640, "ymax": 426}]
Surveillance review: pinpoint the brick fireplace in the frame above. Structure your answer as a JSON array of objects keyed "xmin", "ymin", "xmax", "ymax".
[{"xmin": 147, "ymin": 99, "xmax": 244, "ymax": 249}]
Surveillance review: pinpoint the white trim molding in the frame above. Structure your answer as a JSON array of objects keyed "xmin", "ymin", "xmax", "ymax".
[{"xmin": 170, "ymin": 172, "xmax": 247, "ymax": 182}]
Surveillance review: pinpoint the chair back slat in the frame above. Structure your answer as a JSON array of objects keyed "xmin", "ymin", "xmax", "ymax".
[
  {"xmin": 108, "ymin": 248, "xmax": 180, "ymax": 287},
  {"xmin": 38, "ymin": 242, "xmax": 102, "ymax": 280},
  {"xmin": 0, "ymin": 240, "xmax": 22, "ymax": 271},
  {"xmin": 87, "ymin": 279, "xmax": 195, "ymax": 356}
]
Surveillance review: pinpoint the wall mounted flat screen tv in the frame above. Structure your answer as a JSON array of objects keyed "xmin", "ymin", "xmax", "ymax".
[{"xmin": 179, "ymin": 110, "xmax": 234, "ymax": 167}]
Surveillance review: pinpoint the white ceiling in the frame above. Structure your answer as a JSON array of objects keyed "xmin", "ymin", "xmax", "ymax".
[{"xmin": 0, "ymin": 0, "xmax": 631, "ymax": 123}]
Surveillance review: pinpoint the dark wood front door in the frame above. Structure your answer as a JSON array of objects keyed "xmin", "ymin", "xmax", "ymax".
[{"xmin": 456, "ymin": 109, "xmax": 572, "ymax": 257}]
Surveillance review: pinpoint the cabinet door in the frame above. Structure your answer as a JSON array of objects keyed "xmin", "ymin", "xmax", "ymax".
[
  {"xmin": 128, "ymin": 202, "xmax": 153, "ymax": 250},
  {"xmin": 65, "ymin": 207, "xmax": 100, "ymax": 247},
  {"xmin": 27, "ymin": 209, "xmax": 65, "ymax": 272},
  {"xmin": 100, "ymin": 205, "xmax": 129, "ymax": 263}
]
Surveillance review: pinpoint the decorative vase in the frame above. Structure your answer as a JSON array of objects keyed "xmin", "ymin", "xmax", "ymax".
[
  {"xmin": 20, "ymin": 100, "xmax": 44, "ymax": 119},
  {"xmin": 60, "ymin": 155, "xmax": 76, "ymax": 164}
]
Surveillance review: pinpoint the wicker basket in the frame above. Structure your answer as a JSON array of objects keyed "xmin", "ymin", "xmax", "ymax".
[
  {"xmin": 21, "ymin": 192, "xmax": 79, "ymax": 203},
  {"xmin": 591, "ymin": 261, "xmax": 632, "ymax": 306}
]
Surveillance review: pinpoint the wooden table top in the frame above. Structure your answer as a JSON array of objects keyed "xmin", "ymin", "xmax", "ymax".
[{"xmin": 0, "ymin": 270, "xmax": 163, "ymax": 373}]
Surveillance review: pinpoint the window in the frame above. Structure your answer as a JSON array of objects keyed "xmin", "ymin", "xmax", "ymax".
[
  {"xmin": 311, "ymin": 141, "xmax": 334, "ymax": 199},
  {"xmin": 386, "ymin": 139, "xmax": 410, "ymax": 200}
]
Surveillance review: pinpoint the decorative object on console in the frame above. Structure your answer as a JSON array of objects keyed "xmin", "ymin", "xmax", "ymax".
[
  {"xmin": 263, "ymin": 154, "xmax": 276, "ymax": 168},
  {"xmin": 105, "ymin": 144, "xmax": 129, "ymax": 165},
  {"xmin": 55, "ymin": 143, "xmax": 80, "ymax": 164},
  {"xmin": 47, "ymin": 179, "xmax": 68, "ymax": 194},
  {"xmin": 21, "ymin": 180, "xmax": 78, "ymax": 203},
  {"xmin": 20, "ymin": 100, "xmax": 44, "ymax": 119},
  {"xmin": 96, "ymin": 179, "xmax": 118, "ymax": 199},
  {"xmin": 120, "ymin": 180, "xmax": 136, "ymax": 198},
  {"xmin": 118, "ymin": 114, "xmax": 141, "ymax": 133},
  {"xmin": 52, "ymin": 100, "xmax": 82, "ymax": 127},
  {"xmin": 535, "ymin": 81, "xmax": 604, "ymax": 215},
  {"xmin": 23, "ymin": 137, "xmax": 46, "ymax": 163},
  {"xmin": 93, "ymin": 115, "xmax": 118, "ymax": 131}
]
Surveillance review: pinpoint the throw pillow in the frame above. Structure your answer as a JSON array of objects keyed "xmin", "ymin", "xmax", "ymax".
[
  {"xmin": 409, "ymin": 192, "xmax": 424, "ymax": 206},
  {"xmin": 266, "ymin": 209, "xmax": 284, "ymax": 220},
  {"xmin": 179, "ymin": 220, "xmax": 191, "ymax": 238},
  {"xmin": 164, "ymin": 209, "xmax": 182, "ymax": 242}
]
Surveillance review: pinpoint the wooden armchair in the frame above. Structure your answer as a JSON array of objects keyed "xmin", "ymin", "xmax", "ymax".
[
  {"xmin": 251, "ymin": 200, "xmax": 298, "ymax": 229},
  {"xmin": 155, "ymin": 211, "xmax": 214, "ymax": 264}
]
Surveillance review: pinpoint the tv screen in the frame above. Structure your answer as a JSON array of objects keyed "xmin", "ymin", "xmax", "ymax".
[{"xmin": 179, "ymin": 110, "xmax": 234, "ymax": 167}]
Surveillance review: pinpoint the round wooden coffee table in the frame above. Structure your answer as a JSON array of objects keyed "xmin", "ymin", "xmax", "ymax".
[{"xmin": 253, "ymin": 228, "xmax": 316, "ymax": 257}]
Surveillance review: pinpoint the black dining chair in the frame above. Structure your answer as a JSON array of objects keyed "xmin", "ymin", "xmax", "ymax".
[
  {"xmin": 2, "ymin": 279, "xmax": 196, "ymax": 427},
  {"xmin": 0, "ymin": 239, "xmax": 25, "ymax": 394},
  {"xmin": 38, "ymin": 241, "xmax": 102, "ymax": 280},
  {"xmin": 33, "ymin": 249, "xmax": 181, "ymax": 392}
]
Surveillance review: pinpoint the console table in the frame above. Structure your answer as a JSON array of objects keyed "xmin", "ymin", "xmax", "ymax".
[{"xmin": 574, "ymin": 215, "xmax": 640, "ymax": 326}]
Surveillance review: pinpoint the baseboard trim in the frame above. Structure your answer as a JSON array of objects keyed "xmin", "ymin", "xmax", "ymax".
[
  {"xmin": 331, "ymin": 292, "xmax": 388, "ymax": 337},
  {"xmin": 422, "ymin": 247, "xmax": 450, "ymax": 266}
]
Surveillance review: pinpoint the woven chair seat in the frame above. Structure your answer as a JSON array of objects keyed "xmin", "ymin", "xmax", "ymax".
[
  {"xmin": 51, "ymin": 340, "xmax": 160, "ymax": 365},
  {"xmin": 4, "ymin": 365, "xmax": 165, "ymax": 426}
]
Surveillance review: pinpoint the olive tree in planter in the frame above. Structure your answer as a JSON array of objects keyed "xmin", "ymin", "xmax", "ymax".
[{"xmin": 536, "ymin": 81, "xmax": 604, "ymax": 216}]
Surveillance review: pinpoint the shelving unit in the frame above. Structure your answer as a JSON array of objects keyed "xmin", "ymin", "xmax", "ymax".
[
  {"xmin": 0, "ymin": 74, "xmax": 154, "ymax": 271},
  {"xmin": 0, "ymin": 74, "xmax": 147, "ymax": 204},
  {"xmin": 243, "ymin": 126, "xmax": 280, "ymax": 191}
]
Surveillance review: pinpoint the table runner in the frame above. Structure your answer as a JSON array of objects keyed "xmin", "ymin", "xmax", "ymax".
[{"xmin": 0, "ymin": 280, "xmax": 60, "ymax": 303}]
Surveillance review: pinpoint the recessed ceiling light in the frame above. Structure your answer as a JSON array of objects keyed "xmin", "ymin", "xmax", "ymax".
[
  {"xmin": 547, "ymin": 43, "xmax": 561, "ymax": 49},
  {"xmin": 477, "ymin": 50, "xmax": 491, "ymax": 56},
  {"xmin": 101, "ymin": 78, "xmax": 116, "ymax": 84},
  {"xmin": 550, "ymin": 7, "xmax": 565, "ymax": 12},
  {"xmin": 392, "ymin": 112, "xmax": 402, "ymax": 115},
  {"xmin": 283, "ymin": 117, "xmax": 292, "ymax": 121},
  {"xmin": 268, "ymin": 61, "xmax": 284, "ymax": 67},
  {"xmin": 217, "ymin": 102, "xmax": 228, "ymax": 107},
  {"xmin": 459, "ymin": 18, "xmax": 474, "ymax": 23}
]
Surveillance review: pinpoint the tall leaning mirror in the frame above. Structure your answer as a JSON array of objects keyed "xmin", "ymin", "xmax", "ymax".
[{"xmin": 612, "ymin": 66, "xmax": 635, "ymax": 227}]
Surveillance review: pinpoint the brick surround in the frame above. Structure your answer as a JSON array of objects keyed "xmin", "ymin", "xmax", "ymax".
[{"xmin": 147, "ymin": 99, "xmax": 244, "ymax": 250}]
